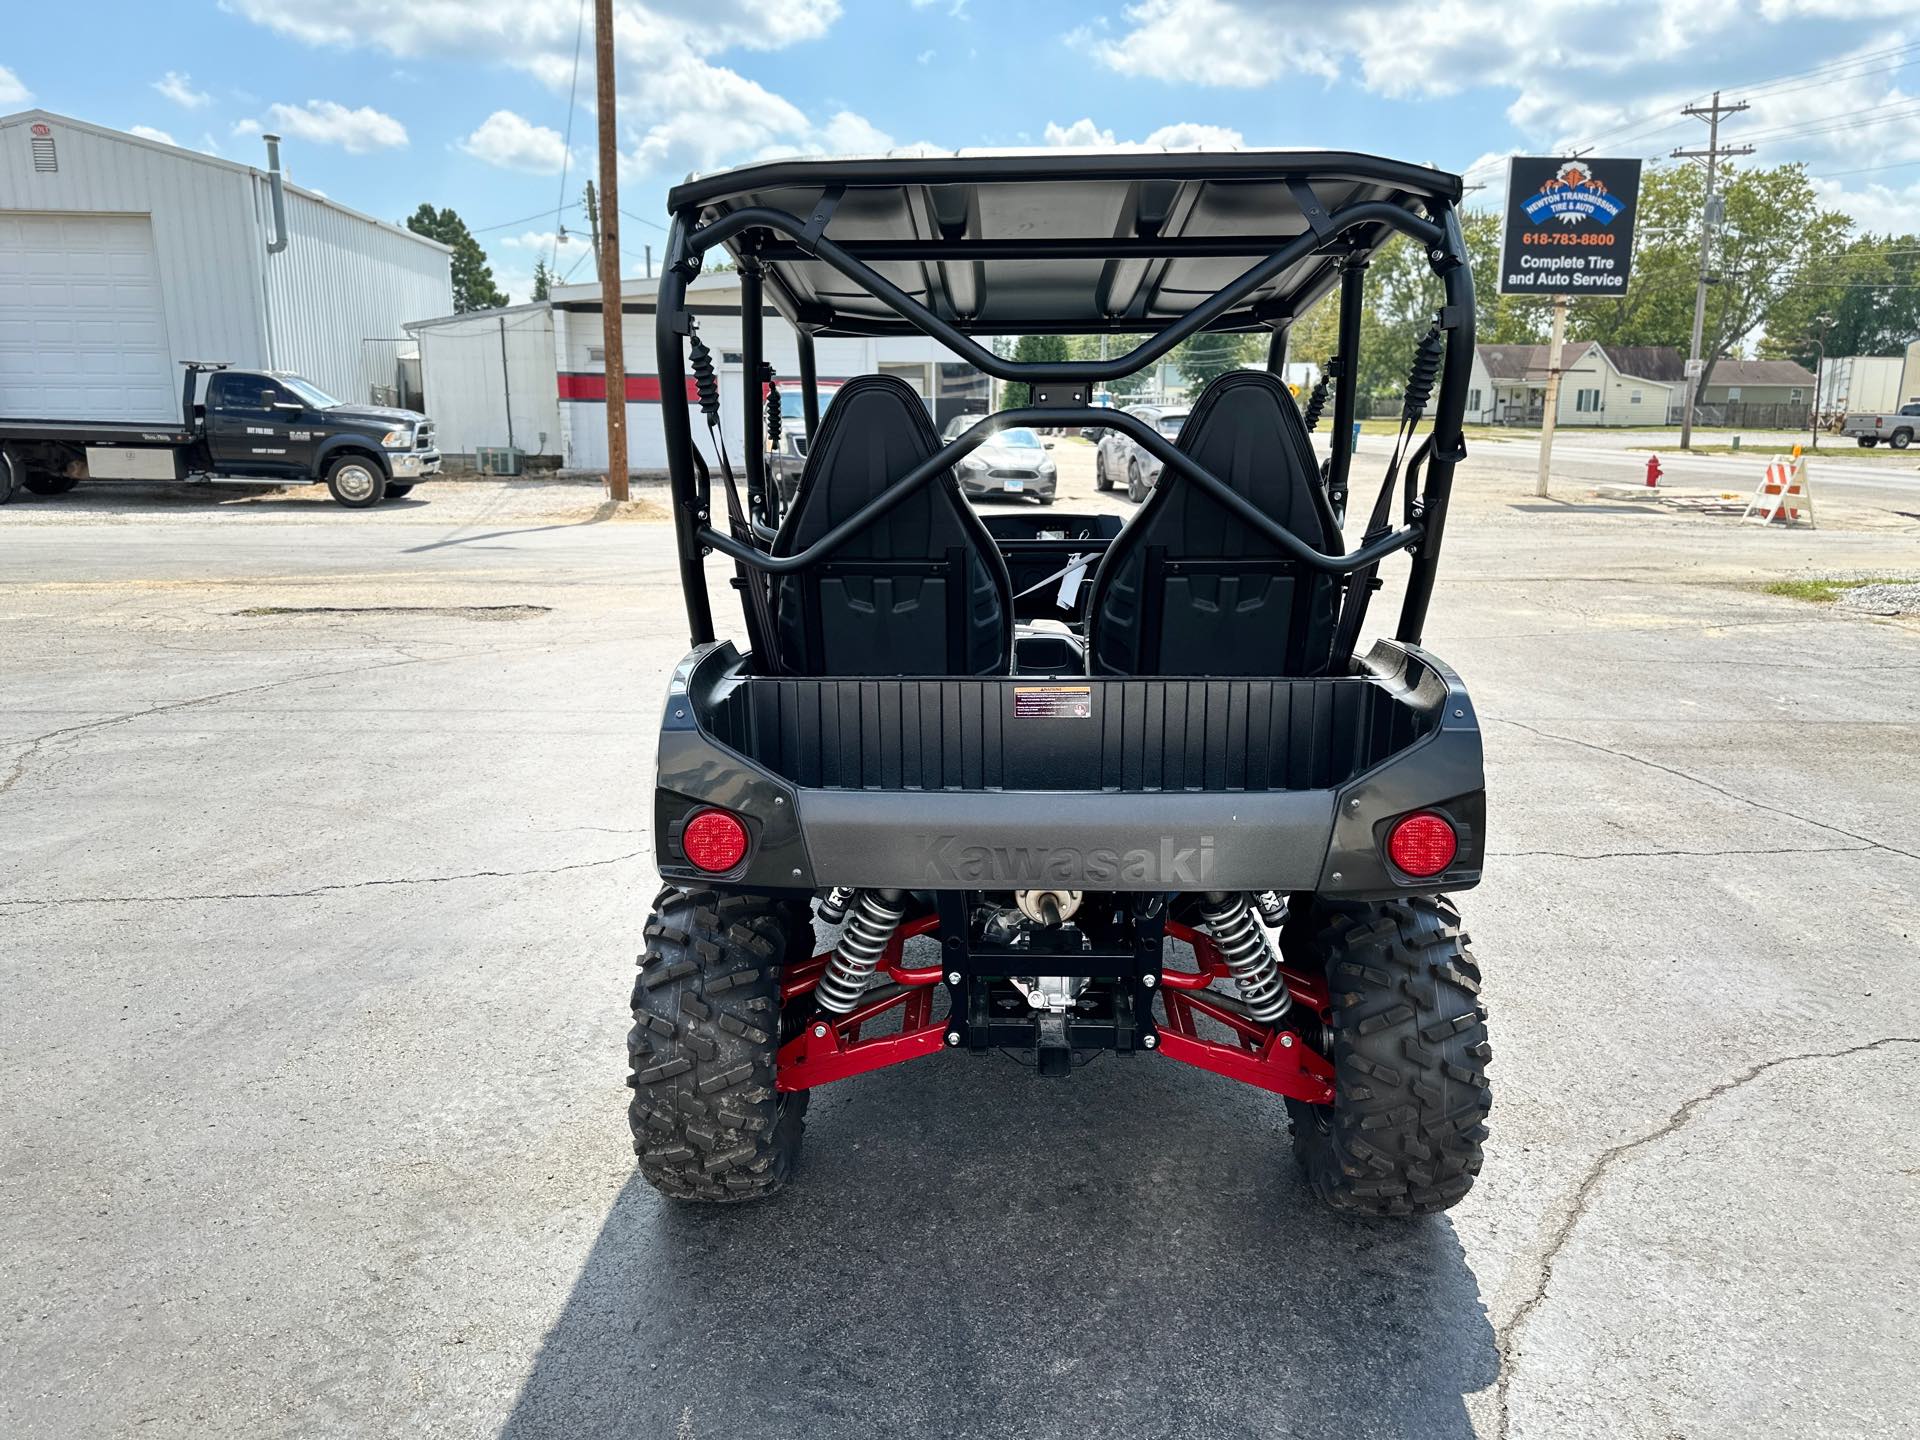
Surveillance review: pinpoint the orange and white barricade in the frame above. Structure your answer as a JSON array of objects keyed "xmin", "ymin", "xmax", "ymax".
[{"xmin": 1742, "ymin": 450, "xmax": 1815, "ymax": 528}]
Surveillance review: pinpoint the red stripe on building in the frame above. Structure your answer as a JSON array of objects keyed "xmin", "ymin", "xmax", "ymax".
[
  {"xmin": 556, "ymin": 373, "xmax": 854, "ymax": 403},
  {"xmin": 557, "ymin": 373, "xmax": 697, "ymax": 403}
]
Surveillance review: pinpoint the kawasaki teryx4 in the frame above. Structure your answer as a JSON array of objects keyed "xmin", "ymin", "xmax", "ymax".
[{"xmin": 632, "ymin": 149, "xmax": 1491, "ymax": 1216}]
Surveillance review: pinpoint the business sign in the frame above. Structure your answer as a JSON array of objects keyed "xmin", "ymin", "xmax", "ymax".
[{"xmin": 1498, "ymin": 156, "xmax": 1642, "ymax": 297}]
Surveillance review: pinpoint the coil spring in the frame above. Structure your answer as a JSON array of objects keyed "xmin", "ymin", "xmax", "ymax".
[
  {"xmin": 1302, "ymin": 373, "xmax": 1331, "ymax": 432},
  {"xmin": 688, "ymin": 327, "xmax": 721, "ymax": 425},
  {"xmin": 1199, "ymin": 891, "xmax": 1291, "ymax": 1023},
  {"xmin": 1400, "ymin": 326, "xmax": 1444, "ymax": 425},
  {"xmin": 761, "ymin": 362, "xmax": 781, "ymax": 447},
  {"xmin": 816, "ymin": 886, "xmax": 855, "ymax": 926},
  {"xmin": 816, "ymin": 889, "xmax": 906, "ymax": 1014}
]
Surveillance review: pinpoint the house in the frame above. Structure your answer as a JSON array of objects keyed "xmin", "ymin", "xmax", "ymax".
[
  {"xmin": 0, "ymin": 110, "xmax": 452, "ymax": 421},
  {"xmin": 1697, "ymin": 359, "xmax": 1816, "ymax": 407},
  {"xmin": 408, "ymin": 271, "xmax": 987, "ymax": 472},
  {"xmin": 1469, "ymin": 343, "xmax": 1682, "ymax": 427}
]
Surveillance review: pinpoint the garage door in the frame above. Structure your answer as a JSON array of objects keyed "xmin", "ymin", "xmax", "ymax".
[{"xmin": 0, "ymin": 213, "xmax": 177, "ymax": 421}]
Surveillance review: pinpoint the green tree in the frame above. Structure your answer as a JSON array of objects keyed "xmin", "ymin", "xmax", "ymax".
[
  {"xmin": 1762, "ymin": 233, "xmax": 1920, "ymax": 366},
  {"xmin": 999, "ymin": 333, "xmax": 1070, "ymax": 408},
  {"xmin": 1065, "ymin": 333, "xmax": 1154, "ymax": 398},
  {"xmin": 1171, "ymin": 331, "xmax": 1263, "ymax": 391},
  {"xmin": 531, "ymin": 258, "xmax": 555, "ymax": 302},
  {"xmin": 1569, "ymin": 162, "xmax": 1853, "ymax": 396},
  {"xmin": 407, "ymin": 203, "xmax": 508, "ymax": 312}
]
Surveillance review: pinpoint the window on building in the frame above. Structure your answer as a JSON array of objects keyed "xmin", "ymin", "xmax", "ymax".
[
  {"xmin": 587, "ymin": 347, "xmax": 605, "ymax": 363},
  {"xmin": 1575, "ymin": 388, "xmax": 1601, "ymax": 412},
  {"xmin": 1789, "ymin": 388, "xmax": 1802, "ymax": 402},
  {"xmin": 1726, "ymin": 386, "xmax": 1742, "ymax": 401},
  {"xmin": 1630, "ymin": 390, "xmax": 1643, "ymax": 404},
  {"xmin": 1468, "ymin": 388, "xmax": 1483, "ymax": 412}
]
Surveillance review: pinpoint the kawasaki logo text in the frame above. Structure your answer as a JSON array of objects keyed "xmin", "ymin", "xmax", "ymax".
[{"xmin": 911, "ymin": 835, "xmax": 1215, "ymax": 886}]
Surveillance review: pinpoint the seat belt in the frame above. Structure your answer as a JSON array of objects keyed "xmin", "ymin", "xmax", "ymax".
[{"xmin": 1329, "ymin": 326, "xmax": 1443, "ymax": 669}]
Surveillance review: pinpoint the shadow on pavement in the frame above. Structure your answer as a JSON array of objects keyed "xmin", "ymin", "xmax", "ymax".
[{"xmin": 500, "ymin": 1055, "xmax": 1495, "ymax": 1439}]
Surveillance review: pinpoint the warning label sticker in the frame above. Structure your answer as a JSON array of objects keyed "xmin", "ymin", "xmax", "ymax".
[{"xmin": 1013, "ymin": 685, "xmax": 1093, "ymax": 719}]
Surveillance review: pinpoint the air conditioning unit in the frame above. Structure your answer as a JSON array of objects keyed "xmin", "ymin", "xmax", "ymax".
[{"xmin": 475, "ymin": 446, "xmax": 524, "ymax": 476}]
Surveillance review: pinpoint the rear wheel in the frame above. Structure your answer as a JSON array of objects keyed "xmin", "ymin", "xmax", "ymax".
[
  {"xmin": 1127, "ymin": 460, "xmax": 1148, "ymax": 504},
  {"xmin": 1282, "ymin": 895, "xmax": 1491, "ymax": 1217},
  {"xmin": 628, "ymin": 886, "xmax": 813, "ymax": 1202},
  {"xmin": 1892, "ymin": 428, "xmax": 1913, "ymax": 450},
  {"xmin": 325, "ymin": 455, "xmax": 387, "ymax": 508}
]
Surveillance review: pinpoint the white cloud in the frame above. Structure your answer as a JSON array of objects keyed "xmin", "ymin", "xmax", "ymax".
[
  {"xmin": 128, "ymin": 125, "xmax": 179, "ymax": 146},
  {"xmin": 221, "ymin": 0, "xmax": 894, "ymax": 184},
  {"xmin": 257, "ymin": 100, "xmax": 408, "ymax": 153},
  {"xmin": 222, "ymin": 0, "xmax": 841, "ymax": 61},
  {"xmin": 1043, "ymin": 117, "xmax": 1246, "ymax": 150},
  {"xmin": 499, "ymin": 228, "xmax": 594, "ymax": 252},
  {"xmin": 0, "ymin": 63, "xmax": 30, "ymax": 106},
  {"xmin": 917, "ymin": 48, "xmax": 935, "ymax": 64},
  {"xmin": 153, "ymin": 71, "xmax": 211, "ymax": 109},
  {"xmin": 459, "ymin": 110, "xmax": 570, "ymax": 173}
]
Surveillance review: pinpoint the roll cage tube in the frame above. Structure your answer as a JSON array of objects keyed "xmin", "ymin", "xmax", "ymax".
[
  {"xmin": 655, "ymin": 189, "xmax": 1473, "ymax": 648},
  {"xmin": 683, "ymin": 199, "xmax": 1444, "ymax": 385},
  {"xmin": 697, "ymin": 407, "xmax": 1422, "ymax": 578}
]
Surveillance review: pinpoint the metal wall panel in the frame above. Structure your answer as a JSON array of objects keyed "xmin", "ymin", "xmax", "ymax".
[
  {"xmin": 264, "ymin": 184, "xmax": 451, "ymax": 403},
  {"xmin": 412, "ymin": 306, "xmax": 560, "ymax": 458},
  {"xmin": 1, "ymin": 115, "xmax": 266, "ymax": 420},
  {"xmin": 0, "ymin": 113, "xmax": 451, "ymax": 419}
]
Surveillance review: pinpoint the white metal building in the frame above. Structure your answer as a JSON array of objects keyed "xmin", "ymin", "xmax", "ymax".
[
  {"xmin": 409, "ymin": 271, "xmax": 986, "ymax": 472},
  {"xmin": 0, "ymin": 110, "xmax": 451, "ymax": 422}
]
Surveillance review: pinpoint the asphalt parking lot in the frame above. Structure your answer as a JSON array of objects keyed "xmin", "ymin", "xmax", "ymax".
[{"xmin": 4, "ymin": 447, "xmax": 1920, "ymax": 1439}]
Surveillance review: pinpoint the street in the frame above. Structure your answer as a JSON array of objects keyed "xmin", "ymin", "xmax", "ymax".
[{"xmin": 4, "ymin": 445, "xmax": 1920, "ymax": 1440}]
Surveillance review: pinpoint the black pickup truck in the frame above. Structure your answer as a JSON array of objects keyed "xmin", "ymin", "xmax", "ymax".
[{"xmin": 0, "ymin": 362, "xmax": 440, "ymax": 509}]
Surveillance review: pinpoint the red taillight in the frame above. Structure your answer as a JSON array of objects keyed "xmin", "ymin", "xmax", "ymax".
[
  {"xmin": 682, "ymin": 808, "xmax": 748, "ymax": 872},
  {"xmin": 1386, "ymin": 811, "xmax": 1457, "ymax": 878}
]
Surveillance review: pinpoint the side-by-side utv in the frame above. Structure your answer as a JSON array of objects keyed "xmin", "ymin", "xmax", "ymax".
[{"xmin": 631, "ymin": 150, "xmax": 1491, "ymax": 1216}]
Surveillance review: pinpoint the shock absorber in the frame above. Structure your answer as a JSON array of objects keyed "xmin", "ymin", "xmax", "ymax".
[
  {"xmin": 1302, "ymin": 370, "xmax": 1331, "ymax": 432},
  {"xmin": 816, "ymin": 889, "xmax": 907, "ymax": 1014},
  {"xmin": 1254, "ymin": 890, "xmax": 1288, "ymax": 928},
  {"xmin": 761, "ymin": 362, "xmax": 782, "ymax": 448},
  {"xmin": 816, "ymin": 886, "xmax": 855, "ymax": 926},
  {"xmin": 1199, "ymin": 891, "xmax": 1291, "ymax": 1023}
]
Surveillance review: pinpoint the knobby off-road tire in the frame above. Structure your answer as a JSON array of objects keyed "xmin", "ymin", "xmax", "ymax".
[
  {"xmin": 1283, "ymin": 895, "xmax": 1491, "ymax": 1217},
  {"xmin": 628, "ymin": 886, "xmax": 813, "ymax": 1202}
]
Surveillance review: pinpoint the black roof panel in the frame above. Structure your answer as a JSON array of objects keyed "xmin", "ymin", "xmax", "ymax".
[{"xmin": 666, "ymin": 149, "xmax": 1461, "ymax": 337}]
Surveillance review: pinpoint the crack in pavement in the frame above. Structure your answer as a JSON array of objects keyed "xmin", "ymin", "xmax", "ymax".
[
  {"xmin": 1493, "ymin": 718, "xmax": 1920, "ymax": 863},
  {"xmin": 1492, "ymin": 1035, "xmax": 1920, "ymax": 1440},
  {"xmin": 0, "ymin": 847, "xmax": 650, "ymax": 909},
  {"xmin": 1490, "ymin": 843, "xmax": 1877, "ymax": 861},
  {"xmin": 0, "ymin": 652, "xmax": 432, "ymax": 800}
]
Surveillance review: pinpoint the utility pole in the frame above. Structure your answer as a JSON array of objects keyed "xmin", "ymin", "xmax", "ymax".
[
  {"xmin": 583, "ymin": 181, "xmax": 601, "ymax": 271},
  {"xmin": 1673, "ymin": 91, "xmax": 1753, "ymax": 451},
  {"xmin": 591, "ymin": 0, "xmax": 628, "ymax": 501},
  {"xmin": 1535, "ymin": 295, "xmax": 1567, "ymax": 498},
  {"xmin": 1535, "ymin": 148, "xmax": 1589, "ymax": 498}
]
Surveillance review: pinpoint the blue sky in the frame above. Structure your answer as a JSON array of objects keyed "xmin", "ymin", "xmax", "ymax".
[{"xmin": 5, "ymin": 0, "xmax": 1916, "ymax": 304}]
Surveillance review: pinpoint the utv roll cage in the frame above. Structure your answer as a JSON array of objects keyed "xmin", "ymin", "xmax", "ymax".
[
  {"xmin": 631, "ymin": 151, "xmax": 1495, "ymax": 1211},
  {"xmin": 652, "ymin": 150, "xmax": 1475, "ymax": 660}
]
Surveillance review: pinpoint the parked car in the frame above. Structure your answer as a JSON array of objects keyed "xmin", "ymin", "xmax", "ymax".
[
  {"xmin": 0, "ymin": 364, "xmax": 438, "ymax": 508},
  {"xmin": 1094, "ymin": 404, "xmax": 1190, "ymax": 502},
  {"xmin": 1841, "ymin": 403, "xmax": 1919, "ymax": 449},
  {"xmin": 954, "ymin": 425, "xmax": 1057, "ymax": 504}
]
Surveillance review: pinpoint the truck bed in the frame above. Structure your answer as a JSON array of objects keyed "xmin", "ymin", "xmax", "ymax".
[{"xmin": 0, "ymin": 417, "xmax": 194, "ymax": 446}]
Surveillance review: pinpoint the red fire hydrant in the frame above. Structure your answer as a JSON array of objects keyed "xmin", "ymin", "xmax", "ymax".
[{"xmin": 1645, "ymin": 454, "xmax": 1663, "ymax": 487}]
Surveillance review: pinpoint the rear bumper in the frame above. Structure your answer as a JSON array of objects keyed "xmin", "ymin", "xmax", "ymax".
[{"xmin": 653, "ymin": 641, "xmax": 1485, "ymax": 899}]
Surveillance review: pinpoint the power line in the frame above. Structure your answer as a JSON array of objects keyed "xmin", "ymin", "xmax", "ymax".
[{"xmin": 550, "ymin": 0, "xmax": 588, "ymax": 271}]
